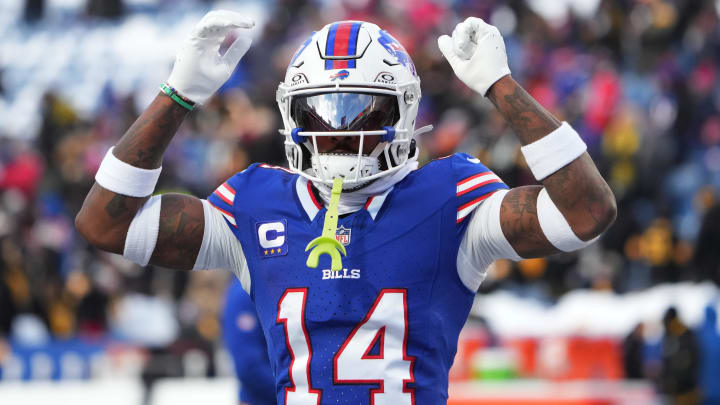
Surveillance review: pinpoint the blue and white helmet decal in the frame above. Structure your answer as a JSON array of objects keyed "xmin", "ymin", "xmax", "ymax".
[
  {"xmin": 377, "ymin": 30, "xmax": 416, "ymax": 76},
  {"xmin": 289, "ymin": 32, "xmax": 315, "ymax": 67}
]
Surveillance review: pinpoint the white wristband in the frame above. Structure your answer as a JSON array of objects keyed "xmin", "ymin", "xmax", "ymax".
[
  {"xmin": 537, "ymin": 188, "xmax": 598, "ymax": 252},
  {"xmin": 95, "ymin": 147, "xmax": 162, "ymax": 197},
  {"xmin": 520, "ymin": 122, "xmax": 586, "ymax": 181},
  {"xmin": 124, "ymin": 195, "xmax": 162, "ymax": 266}
]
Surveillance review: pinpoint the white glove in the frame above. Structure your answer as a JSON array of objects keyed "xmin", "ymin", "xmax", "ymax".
[
  {"xmin": 438, "ymin": 17, "xmax": 511, "ymax": 96},
  {"xmin": 167, "ymin": 10, "xmax": 254, "ymax": 105}
]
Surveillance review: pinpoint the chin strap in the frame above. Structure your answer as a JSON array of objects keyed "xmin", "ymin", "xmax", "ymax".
[{"xmin": 305, "ymin": 177, "xmax": 346, "ymax": 271}]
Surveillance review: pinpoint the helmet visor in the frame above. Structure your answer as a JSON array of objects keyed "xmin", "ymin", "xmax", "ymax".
[{"xmin": 291, "ymin": 92, "xmax": 400, "ymax": 132}]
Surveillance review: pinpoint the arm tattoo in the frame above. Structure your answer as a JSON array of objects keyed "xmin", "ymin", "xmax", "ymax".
[
  {"xmin": 113, "ymin": 95, "xmax": 189, "ymax": 169},
  {"xmin": 541, "ymin": 155, "xmax": 616, "ymax": 239},
  {"xmin": 486, "ymin": 80, "xmax": 560, "ymax": 144},
  {"xmin": 486, "ymin": 77, "xmax": 616, "ymax": 257},
  {"xmin": 150, "ymin": 194, "xmax": 205, "ymax": 270},
  {"xmin": 104, "ymin": 194, "xmax": 132, "ymax": 218},
  {"xmin": 499, "ymin": 187, "xmax": 557, "ymax": 258},
  {"xmin": 75, "ymin": 95, "xmax": 198, "ymax": 261}
]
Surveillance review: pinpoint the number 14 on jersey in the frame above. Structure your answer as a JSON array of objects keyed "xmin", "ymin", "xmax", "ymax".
[{"xmin": 277, "ymin": 288, "xmax": 416, "ymax": 404}]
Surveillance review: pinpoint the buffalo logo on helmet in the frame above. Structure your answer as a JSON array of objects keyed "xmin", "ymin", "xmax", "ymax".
[{"xmin": 329, "ymin": 70, "xmax": 350, "ymax": 81}]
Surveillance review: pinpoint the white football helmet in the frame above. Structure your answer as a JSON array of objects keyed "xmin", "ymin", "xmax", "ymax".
[{"xmin": 277, "ymin": 21, "xmax": 432, "ymax": 189}]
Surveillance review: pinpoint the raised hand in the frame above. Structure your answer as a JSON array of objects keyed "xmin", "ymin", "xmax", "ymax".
[
  {"xmin": 167, "ymin": 10, "xmax": 255, "ymax": 104},
  {"xmin": 437, "ymin": 17, "xmax": 510, "ymax": 96}
]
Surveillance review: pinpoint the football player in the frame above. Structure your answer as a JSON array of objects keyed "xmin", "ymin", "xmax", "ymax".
[{"xmin": 76, "ymin": 11, "xmax": 616, "ymax": 404}]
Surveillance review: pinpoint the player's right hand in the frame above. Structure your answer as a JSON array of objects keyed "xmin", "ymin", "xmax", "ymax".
[
  {"xmin": 167, "ymin": 10, "xmax": 254, "ymax": 105},
  {"xmin": 438, "ymin": 17, "xmax": 510, "ymax": 97}
]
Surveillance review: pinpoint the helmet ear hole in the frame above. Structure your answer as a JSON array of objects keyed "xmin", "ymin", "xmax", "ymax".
[
  {"xmin": 378, "ymin": 143, "xmax": 400, "ymax": 171},
  {"xmin": 378, "ymin": 152, "xmax": 389, "ymax": 171}
]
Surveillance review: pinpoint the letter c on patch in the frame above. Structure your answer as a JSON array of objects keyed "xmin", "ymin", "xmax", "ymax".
[{"xmin": 258, "ymin": 222, "xmax": 285, "ymax": 249}]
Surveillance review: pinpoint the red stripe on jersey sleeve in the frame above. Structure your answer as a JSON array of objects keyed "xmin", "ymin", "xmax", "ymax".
[
  {"xmin": 457, "ymin": 178, "xmax": 502, "ymax": 197},
  {"xmin": 221, "ymin": 182, "xmax": 236, "ymax": 195},
  {"xmin": 214, "ymin": 190, "xmax": 233, "ymax": 206},
  {"xmin": 457, "ymin": 171, "xmax": 491, "ymax": 186},
  {"xmin": 457, "ymin": 192, "xmax": 495, "ymax": 212}
]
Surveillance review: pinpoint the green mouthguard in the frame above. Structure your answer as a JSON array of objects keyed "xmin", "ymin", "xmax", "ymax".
[{"xmin": 305, "ymin": 177, "xmax": 346, "ymax": 271}]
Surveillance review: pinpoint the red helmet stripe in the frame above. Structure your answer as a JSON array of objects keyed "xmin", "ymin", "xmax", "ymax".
[{"xmin": 325, "ymin": 22, "xmax": 362, "ymax": 70}]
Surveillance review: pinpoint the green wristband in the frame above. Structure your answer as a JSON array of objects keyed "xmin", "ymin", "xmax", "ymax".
[{"xmin": 159, "ymin": 82, "xmax": 196, "ymax": 111}]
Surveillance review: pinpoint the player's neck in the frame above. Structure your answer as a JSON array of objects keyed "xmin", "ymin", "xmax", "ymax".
[{"xmin": 311, "ymin": 161, "xmax": 417, "ymax": 215}]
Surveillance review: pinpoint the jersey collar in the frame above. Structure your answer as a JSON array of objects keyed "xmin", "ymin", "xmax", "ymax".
[
  {"xmin": 295, "ymin": 176, "xmax": 392, "ymax": 222},
  {"xmin": 296, "ymin": 176, "xmax": 323, "ymax": 221},
  {"xmin": 363, "ymin": 186, "xmax": 393, "ymax": 221}
]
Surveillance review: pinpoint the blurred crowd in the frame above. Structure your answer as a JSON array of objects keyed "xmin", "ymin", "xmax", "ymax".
[
  {"xmin": 621, "ymin": 305, "xmax": 720, "ymax": 404},
  {"xmin": 1, "ymin": 0, "xmax": 720, "ymax": 399}
]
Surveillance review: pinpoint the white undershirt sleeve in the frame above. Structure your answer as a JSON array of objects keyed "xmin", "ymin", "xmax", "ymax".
[
  {"xmin": 123, "ymin": 195, "xmax": 162, "ymax": 266},
  {"xmin": 457, "ymin": 189, "xmax": 522, "ymax": 292},
  {"xmin": 194, "ymin": 199, "xmax": 251, "ymax": 294}
]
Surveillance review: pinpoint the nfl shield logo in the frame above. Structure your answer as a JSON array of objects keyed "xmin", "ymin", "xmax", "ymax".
[{"xmin": 335, "ymin": 226, "xmax": 351, "ymax": 246}]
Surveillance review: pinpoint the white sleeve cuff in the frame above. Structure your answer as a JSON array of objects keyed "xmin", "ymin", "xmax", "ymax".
[
  {"xmin": 520, "ymin": 122, "xmax": 586, "ymax": 181},
  {"xmin": 536, "ymin": 188, "xmax": 599, "ymax": 252},
  {"xmin": 123, "ymin": 195, "xmax": 162, "ymax": 266},
  {"xmin": 95, "ymin": 147, "xmax": 162, "ymax": 197}
]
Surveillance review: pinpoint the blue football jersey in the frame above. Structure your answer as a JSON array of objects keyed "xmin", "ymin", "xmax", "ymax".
[
  {"xmin": 222, "ymin": 279, "xmax": 276, "ymax": 405},
  {"xmin": 208, "ymin": 153, "xmax": 508, "ymax": 405}
]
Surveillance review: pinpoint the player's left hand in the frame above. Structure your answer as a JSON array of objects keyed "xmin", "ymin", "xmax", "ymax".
[
  {"xmin": 438, "ymin": 17, "xmax": 510, "ymax": 97},
  {"xmin": 167, "ymin": 10, "xmax": 254, "ymax": 105}
]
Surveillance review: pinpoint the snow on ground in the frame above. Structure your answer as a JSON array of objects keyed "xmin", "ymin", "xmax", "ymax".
[{"xmin": 472, "ymin": 282, "xmax": 720, "ymax": 338}]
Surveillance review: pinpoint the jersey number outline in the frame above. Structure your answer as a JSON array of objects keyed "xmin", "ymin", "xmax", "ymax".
[
  {"xmin": 277, "ymin": 288, "xmax": 415, "ymax": 405},
  {"xmin": 277, "ymin": 288, "xmax": 323, "ymax": 404}
]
